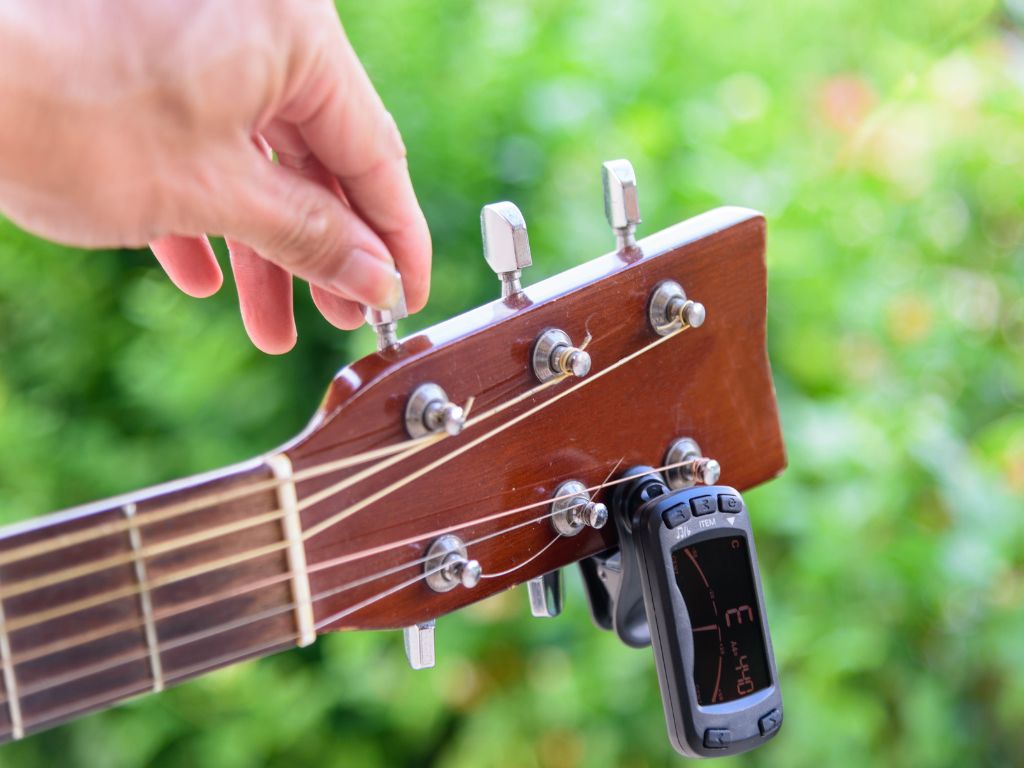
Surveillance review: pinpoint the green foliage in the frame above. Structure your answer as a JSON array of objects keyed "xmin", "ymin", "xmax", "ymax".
[{"xmin": 1, "ymin": 0, "xmax": 1023, "ymax": 765}]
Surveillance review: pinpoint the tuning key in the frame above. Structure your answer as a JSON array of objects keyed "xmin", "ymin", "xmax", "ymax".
[
  {"xmin": 527, "ymin": 570, "xmax": 564, "ymax": 618},
  {"xmin": 551, "ymin": 480, "xmax": 609, "ymax": 536},
  {"xmin": 481, "ymin": 202, "xmax": 532, "ymax": 299},
  {"xmin": 664, "ymin": 437, "xmax": 721, "ymax": 490},
  {"xmin": 403, "ymin": 620, "xmax": 436, "ymax": 670},
  {"xmin": 648, "ymin": 280, "xmax": 706, "ymax": 336},
  {"xmin": 364, "ymin": 282, "xmax": 409, "ymax": 352},
  {"xmin": 602, "ymin": 159, "xmax": 641, "ymax": 250}
]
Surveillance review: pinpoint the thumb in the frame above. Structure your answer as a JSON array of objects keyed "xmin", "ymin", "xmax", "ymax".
[{"xmin": 210, "ymin": 151, "xmax": 402, "ymax": 310}]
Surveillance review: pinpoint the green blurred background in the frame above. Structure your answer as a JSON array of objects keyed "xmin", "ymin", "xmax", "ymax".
[{"xmin": 1, "ymin": 0, "xmax": 1023, "ymax": 765}]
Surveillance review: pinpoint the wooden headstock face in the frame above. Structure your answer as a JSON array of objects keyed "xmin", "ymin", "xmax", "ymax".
[{"xmin": 283, "ymin": 206, "xmax": 786, "ymax": 633}]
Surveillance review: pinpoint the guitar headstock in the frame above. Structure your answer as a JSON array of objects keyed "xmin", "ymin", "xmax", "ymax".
[{"xmin": 282, "ymin": 161, "xmax": 786, "ymax": 653}]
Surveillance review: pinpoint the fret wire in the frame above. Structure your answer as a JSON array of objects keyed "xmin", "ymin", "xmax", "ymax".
[
  {"xmin": 122, "ymin": 503, "xmax": 164, "ymax": 693},
  {"xmin": 0, "ymin": 580, "xmax": 23, "ymax": 740},
  {"xmin": 265, "ymin": 454, "xmax": 315, "ymax": 647}
]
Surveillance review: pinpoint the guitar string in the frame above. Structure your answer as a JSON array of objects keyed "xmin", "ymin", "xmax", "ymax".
[
  {"xmin": 0, "ymin": 327, "xmax": 583, "ymax": 570},
  {"xmin": 0, "ymin": 457, "xmax": 670, "ymax": 706},
  {"xmin": 2, "ymin": 458, "xmax": 665, "ymax": 672},
  {"xmin": 0, "ymin": 352, "xmax": 568, "ymax": 591},
  {"xmin": 0, "ymin": 483, "xmax": 603, "ymax": 722},
  {"xmin": 0, "ymin": 371, "xmax": 572, "ymax": 631},
  {"xmin": 0, "ymin": 327, "xmax": 684, "ymax": 638}
]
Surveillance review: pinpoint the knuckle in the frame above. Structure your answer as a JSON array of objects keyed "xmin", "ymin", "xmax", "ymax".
[{"xmin": 267, "ymin": 193, "xmax": 334, "ymax": 272}]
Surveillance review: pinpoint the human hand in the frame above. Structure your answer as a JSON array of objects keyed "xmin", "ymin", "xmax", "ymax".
[{"xmin": 0, "ymin": 0, "xmax": 430, "ymax": 353}]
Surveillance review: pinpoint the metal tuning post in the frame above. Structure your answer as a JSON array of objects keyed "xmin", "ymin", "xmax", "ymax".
[
  {"xmin": 602, "ymin": 159, "xmax": 641, "ymax": 250},
  {"xmin": 664, "ymin": 437, "xmax": 721, "ymax": 490},
  {"xmin": 532, "ymin": 329, "xmax": 591, "ymax": 382},
  {"xmin": 364, "ymin": 282, "xmax": 409, "ymax": 352},
  {"xmin": 481, "ymin": 201, "xmax": 532, "ymax": 299},
  {"xmin": 648, "ymin": 280, "xmax": 706, "ymax": 336},
  {"xmin": 527, "ymin": 570, "xmax": 563, "ymax": 618},
  {"xmin": 551, "ymin": 480, "xmax": 609, "ymax": 536},
  {"xmin": 424, "ymin": 535, "xmax": 482, "ymax": 592},
  {"xmin": 405, "ymin": 383, "xmax": 465, "ymax": 438},
  {"xmin": 403, "ymin": 620, "xmax": 436, "ymax": 670}
]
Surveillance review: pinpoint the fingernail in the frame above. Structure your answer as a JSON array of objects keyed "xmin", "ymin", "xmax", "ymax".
[{"xmin": 332, "ymin": 249, "xmax": 401, "ymax": 310}]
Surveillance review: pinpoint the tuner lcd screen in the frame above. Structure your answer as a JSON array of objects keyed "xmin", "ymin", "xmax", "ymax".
[{"xmin": 672, "ymin": 536, "xmax": 771, "ymax": 705}]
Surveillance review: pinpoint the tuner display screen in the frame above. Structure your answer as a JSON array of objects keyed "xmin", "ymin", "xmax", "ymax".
[{"xmin": 672, "ymin": 536, "xmax": 771, "ymax": 705}]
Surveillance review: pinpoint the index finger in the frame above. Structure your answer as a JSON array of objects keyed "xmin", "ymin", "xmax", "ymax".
[{"xmin": 282, "ymin": 17, "xmax": 432, "ymax": 313}]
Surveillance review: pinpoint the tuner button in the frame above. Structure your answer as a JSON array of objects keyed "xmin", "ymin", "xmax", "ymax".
[
  {"xmin": 532, "ymin": 329, "xmax": 591, "ymax": 382},
  {"xmin": 664, "ymin": 437, "xmax": 723, "ymax": 490},
  {"xmin": 425, "ymin": 535, "xmax": 481, "ymax": 592},
  {"xmin": 403, "ymin": 620, "xmax": 436, "ymax": 670},
  {"xmin": 551, "ymin": 480, "xmax": 608, "ymax": 537},
  {"xmin": 364, "ymin": 282, "xmax": 409, "ymax": 352},
  {"xmin": 405, "ymin": 383, "xmax": 466, "ymax": 438},
  {"xmin": 481, "ymin": 201, "xmax": 532, "ymax": 299},
  {"xmin": 602, "ymin": 159, "xmax": 641, "ymax": 250},
  {"xmin": 528, "ymin": 570, "xmax": 564, "ymax": 618},
  {"xmin": 648, "ymin": 280, "xmax": 707, "ymax": 336}
]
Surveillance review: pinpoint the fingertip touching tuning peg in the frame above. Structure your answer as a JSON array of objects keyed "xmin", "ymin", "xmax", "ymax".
[
  {"xmin": 481, "ymin": 201, "xmax": 532, "ymax": 299},
  {"xmin": 364, "ymin": 281, "xmax": 408, "ymax": 352},
  {"xmin": 602, "ymin": 159, "xmax": 641, "ymax": 250}
]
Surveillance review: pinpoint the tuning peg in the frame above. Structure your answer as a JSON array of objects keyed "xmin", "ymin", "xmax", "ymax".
[
  {"xmin": 648, "ymin": 280, "xmax": 706, "ymax": 336},
  {"xmin": 481, "ymin": 201, "xmax": 532, "ymax": 298},
  {"xmin": 551, "ymin": 480, "xmax": 609, "ymax": 536},
  {"xmin": 527, "ymin": 570, "xmax": 563, "ymax": 618},
  {"xmin": 403, "ymin": 620, "xmax": 435, "ymax": 670},
  {"xmin": 602, "ymin": 159, "xmax": 641, "ymax": 250},
  {"xmin": 405, "ymin": 383, "xmax": 465, "ymax": 438},
  {"xmin": 532, "ymin": 329, "xmax": 591, "ymax": 383},
  {"xmin": 364, "ymin": 281, "xmax": 408, "ymax": 352},
  {"xmin": 664, "ymin": 437, "xmax": 721, "ymax": 490}
]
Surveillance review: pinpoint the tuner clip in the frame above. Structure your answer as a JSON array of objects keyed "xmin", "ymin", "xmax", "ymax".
[
  {"xmin": 403, "ymin": 620, "xmax": 436, "ymax": 670},
  {"xmin": 527, "ymin": 570, "xmax": 563, "ymax": 618}
]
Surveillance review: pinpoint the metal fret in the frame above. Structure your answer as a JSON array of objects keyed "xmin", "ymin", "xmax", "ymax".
[
  {"xmin": 266, "ymin": 454, "xmax": 315, "ymax": 647},
  {"xmin": 122, "ymin": 503, "xmax": 164, "ymax": 692},
  {"xmin": 0, "ymin": 580, "xmax": 24, "ymax": 739}
]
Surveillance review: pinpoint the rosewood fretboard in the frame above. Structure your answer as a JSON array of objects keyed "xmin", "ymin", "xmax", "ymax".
[{"xmin": 0, "ymin": 459, "xmax": 303, "ymax": 742}]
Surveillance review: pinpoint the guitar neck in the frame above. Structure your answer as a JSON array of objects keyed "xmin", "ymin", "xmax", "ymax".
[{"xmin": 0, "ymin": 456, "xmax": 307, "ymax": 742}]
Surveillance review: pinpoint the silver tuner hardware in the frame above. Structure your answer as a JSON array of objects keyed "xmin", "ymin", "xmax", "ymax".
[
  {"xmin": 551, "ymin": 480, "xmax": 609, "ymax": 537},
  {"xmin": 648, "ymin": 279, "xmax": 706, "ymax": 337},
  {"xmin": 664, "ymin": 437, "xmax": 721, "ymax": 490},
  {"xmin": 364, "ymin": 282, "xmax": 409, "ymax": 352},
  {"xmin": 405, "ymin": 383, "xmax": 465, "ymax": 438},
  {"xmin": 532, "ymin": 328, "xmax": 591, "ymax": 383},
  {"xmin": 403, "ymin": 620, "xmax": 436, "ymax": 670},
  {"xmin": 602, "ymin": 159, "xmax": 641, "ymax": 250},
  {"xmin": 481, "ymin": 201, "xmax": 532, "ymax": 299},
  {"xmin": 424, "ymin": 534, "xmax": 482, "ymax": 593},
  {"xmin": 527, "ymin": 570, "xmax": 563, "ymax": 618}
]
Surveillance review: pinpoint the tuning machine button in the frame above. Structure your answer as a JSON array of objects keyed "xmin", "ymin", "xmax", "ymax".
[
  {"xmin": 532, "ymin": 329, "xmax": 591, "ymax": 382},
  {"xmin": 481, "ymin": 201, "xmax": 532, "ymax": 299},
  {"xmin": 405, "ymin": 383, "xmax": 465, "ymax": 438},
  {"xmin": 602, "ymin": 159, "xmax": 641, "ymax": 250},
  {"xmin": 364, "ymin": 282, "xmax": 409, "ymax": 352},
  {"xmin": 551, "ymin": 480, "xmax": 608, "ymax": 536},
  {"xmin": 403, "ymin": 620, "xmax": 435, "ymax": 670},
  {"xmin": 648, "ymin": 280, "xmax": 706, "ymax": 336},
  {"xmin": 424, "ymin": 535, "xmax": 482, "ymax": 592},
  {"xmin": 664, "ymin": 437, "xmax": 721, "ymax": 490},
  {"xmin": 527, "ymin": 570, "xmax": 564, "ymax": 618}
]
